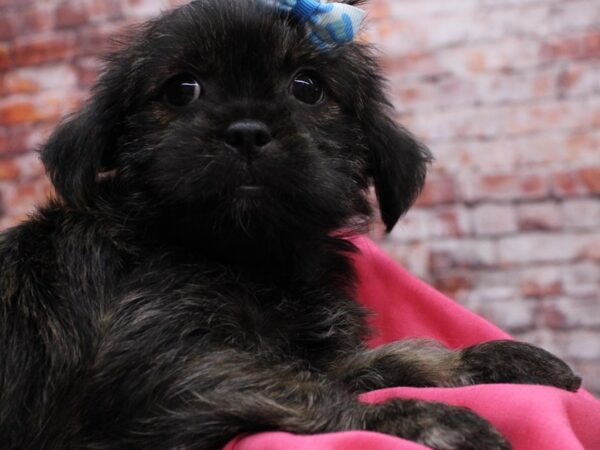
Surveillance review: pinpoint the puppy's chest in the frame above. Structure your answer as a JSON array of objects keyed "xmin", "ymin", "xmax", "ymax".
[{"xmin": 208, "ymin": 283, "xmax": 364, "ymax": 365}]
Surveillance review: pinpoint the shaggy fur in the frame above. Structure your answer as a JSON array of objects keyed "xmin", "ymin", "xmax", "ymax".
[{"xmin": 0, "ymin": 1, "xmax": 581, "ymax": 449}]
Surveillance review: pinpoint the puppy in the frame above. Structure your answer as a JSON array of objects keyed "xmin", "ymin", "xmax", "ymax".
[{"xmin": 0, "ymin": 0, "xmax": 581, "ymax": 449}]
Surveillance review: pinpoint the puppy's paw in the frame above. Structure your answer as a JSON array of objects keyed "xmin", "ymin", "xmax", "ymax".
[
  {"xmin": 364, "ymin": 399, "xmax": 510, "ymax": 450},
  {"xmin": 458, "ymin": 340, "xmax": 582, "ymax": 392}
]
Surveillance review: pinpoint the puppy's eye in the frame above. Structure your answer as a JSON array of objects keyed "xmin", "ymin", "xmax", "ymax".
[
  {"xmin": 290, "ymin": 71, "xmax": 324, "ymax": 105},
  {"xmin": 163, "ymin": 74, "xmax": 202, "ymax": 107}
]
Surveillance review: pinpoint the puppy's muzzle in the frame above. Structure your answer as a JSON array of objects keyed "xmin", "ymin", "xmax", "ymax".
[{"xmin": 225, "ymin": 120, "xmax": 272, "ymax": 162}]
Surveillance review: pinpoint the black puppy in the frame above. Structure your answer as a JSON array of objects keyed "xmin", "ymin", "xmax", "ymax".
[{"xmin": 0, "ymin": 1, "xmax": 581, "ymax": 449}]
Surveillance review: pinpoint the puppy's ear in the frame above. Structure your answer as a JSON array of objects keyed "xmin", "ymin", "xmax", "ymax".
[
  {"xmin": 41, "ymin": 99, "xmax": 120, "ymax": 208},
  {"xmin": 365, "ymin": 107, "xmax": 432, "ymax": 232}
]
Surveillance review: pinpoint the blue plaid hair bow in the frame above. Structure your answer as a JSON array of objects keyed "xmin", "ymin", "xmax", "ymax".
[{"xmin": 259, "ymin": 0, "xmax": 366, "ymax": 48}]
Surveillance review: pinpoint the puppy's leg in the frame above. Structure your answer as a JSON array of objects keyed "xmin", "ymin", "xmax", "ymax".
[
  {"xmin": 458, "ymin": 340, "xmax": 582, "ymax": 391},
  {"xmin": 78, "ymin": 350, "xmax": 356, "ymax": 449},
  {"xmin": 78, "ymin": 348, "xmax": 509, "ymax": 450},
  {"xmin": 333, "ymin": 339, "xmax": 581, "ymax": 392}
]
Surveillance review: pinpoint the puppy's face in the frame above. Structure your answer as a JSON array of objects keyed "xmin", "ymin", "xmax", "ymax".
[{"xmin": 42, "ymin": 0, "xmax": 430, "ymax": 243}]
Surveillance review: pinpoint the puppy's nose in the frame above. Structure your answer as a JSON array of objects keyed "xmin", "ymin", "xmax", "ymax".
[{"xmin": 225, "ymin": 120, "xmax": 272, "ymax": 160}]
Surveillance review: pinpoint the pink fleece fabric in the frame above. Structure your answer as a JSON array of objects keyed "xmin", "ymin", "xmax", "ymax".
[{"xmin": 224, "ymin": 237, "xmax": 600, "ymax": 450}]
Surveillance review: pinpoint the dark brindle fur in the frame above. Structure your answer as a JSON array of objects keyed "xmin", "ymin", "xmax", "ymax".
[{"xmin": 0, "ymin": 1, "xmax": 581, "ymax": 449}]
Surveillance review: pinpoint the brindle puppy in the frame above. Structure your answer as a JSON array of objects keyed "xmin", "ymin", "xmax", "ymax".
[{"xmin": 0, "ymin": 1, "xmax": 581, "ymax": 449}]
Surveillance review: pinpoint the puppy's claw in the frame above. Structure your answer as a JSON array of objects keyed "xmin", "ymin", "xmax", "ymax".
[
  {"xmin": 459, "ymin": 340, "xmax": 582, "ymax": 392},
  {"xmin": 364, "ymin": 400, "xmax": 511, "ymax": 450}
]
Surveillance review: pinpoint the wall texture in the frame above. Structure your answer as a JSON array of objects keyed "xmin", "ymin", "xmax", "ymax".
[{"xmin": 0, "ymin": 0, "xmax": 599, "ymax": 394}]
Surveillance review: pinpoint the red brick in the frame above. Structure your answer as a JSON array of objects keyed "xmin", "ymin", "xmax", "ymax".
[
  {"xmin": 0, "ymin": 0, "xmax": 30, "ymax": 7},
  {"xmin": 517, "ymin": 202, "xmax": 563, "ymax": 231},
  {"xmin": 75, "ymin": 57, "xmax": 101, "ymax": 89},
  {"xmin": 90, "ymin": 0, "xmax": 123, "ymax": 20},
  {"xmin": 0, "ymin": 130, "xmax": 6, "ymax": 154},
  {"xmin": 472, "ymin": 203, "xmax": 517, "ymax": 236},
  {"xmin": 0, "ymin": 12, "xmax": 18, "ymax": 40},
  {"xmin": 563, "ymin": 199, "xmax": 600, "ymax": 230},
  {"xmin": 12, "ymin": 34, "xmax": 77, "ymax": 66},
  {"xmin": 1, "ymin": 127, "xmax": 33, "ymax": 155},
  {"xmin": 0, "ymin": 158, "xmax": 21, "ymax": 181},
  {"xmin": 432, "ymin": 207, "xmax": 470, "ymax": 237},
  {"xmin": 21, "ymin": 4, "xmax": 55, "ymax": 33},
  {"xmin": 77, "ymin": 23, "xmax": 125, "ymax": 56},
  {"xmin": 433, "ymin": 274, "xmax": 473, "ymax": 298},
  {"xmin": 1, "ymin": 178, "xmax": 50, "ymax": 222},
  {"xmin": 0, "ymin": 100, "xmax": 38, "ymax": 126},
  {"xmin": 463, "ymin": 173, "xmax": 550, "ymax": 202},
  {"xmin": 579, "ymin": 167, "xmax": 600, "ymax": 194},
  {"xmin": 0, "ymin": 92, "xmax": 82, "ymax": 126},
  {"xmin": 56, "ymin": 2, "xmax": 91, "ymax": 29},
  {"xmin": 2, "ymin": 66, "xmax": 78, "ymax": 96},
  {"xmin": 497, "ymin": 233, "xmax": 582, "ymax": 265},
  {"xmin": 540, "ymin": 302, "xmax": 568, "ymax": 329},
  {"xmin": 552, "ymin": 170, "xmax": 588, "ymax": 197},
  {"xmin": 0, "ymin": 43, "xmax": 10, "ymax": 70},
  {"xmin": 428, "ymin": 239, "xmax": 496, "ymax": 271},
  {"xmin": 541, "ymin": 31, "xmax": 600, "ymax": 61},
  {"xmin": 576, "ymin": 363, "xmax": 600, "ymax": 396},
  {"xmin": 1, "ymin": 71, "xmax": 39, "ymax": 95},
  {"xmin": 415, "ymin": 174, "xmax": 458, "ymax": 206}
]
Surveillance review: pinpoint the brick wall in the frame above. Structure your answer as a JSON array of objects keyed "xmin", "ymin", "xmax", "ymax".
[{"xmin": 0, "ymin": 0, "xmax": 599, "ymax": 394}]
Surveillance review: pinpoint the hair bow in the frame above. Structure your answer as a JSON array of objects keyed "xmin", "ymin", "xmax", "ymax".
[{"xmin": 259, "ymin": 0, "xmax": 366, "ymax": 48}]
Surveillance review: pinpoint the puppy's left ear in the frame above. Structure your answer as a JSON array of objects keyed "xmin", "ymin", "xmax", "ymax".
[
  {"xmin": 364, "ymin": 108, "xmax": 432, "ymax": 232},
  {"xmin": 41, "ymin": 99, "xmax": 120, "ymax": 208}
]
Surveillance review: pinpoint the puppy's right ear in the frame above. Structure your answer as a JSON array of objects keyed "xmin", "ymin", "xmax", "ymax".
[{"xmin": 41, "ymin": 100, "xmax": 119, "ymax": 208}]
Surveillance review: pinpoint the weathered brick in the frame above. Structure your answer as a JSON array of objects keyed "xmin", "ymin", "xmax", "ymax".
[
  {"xmin": 563, "ymin": 199, "xmax": 600, "ymax": 230},
  {"xmin": 75, "ymin": 57, "xmax": 102, "ymax": 89},
  {"xmin": 0, "ymin": 11, "xmax": 18, "ymax": 40},
  {"xmin": 517, "ymin": 201, "xmax": 563, "ymax": 231},
  {"xmin": 562, "ymin": 330, "xmax": 600, "ymax": 361},
  {"xmin": 579, "ymin": 167, "xmax": 600, "ymax": 194},
  {"xmin": 1, "ymin": 99, "xmax": 56, "ymax": 126},
  {"xmin": 519, "ymin": 266, "xmax": 563, "ymax": 298},
  {"xmin": 76, "ymin": 22, "xmax": 126, "ymax": 57},
  {"xmin": 461, "ymin": 172, "xmax": 550, "ymax": 203},
  {"xmin": 463, "ymin": 290, "xmax": 536, "ymax": 332},
  {"xmin": 415, "ymin": 174, "xmax": 458, "ymax": 206},
  {"xmin": 430, "ymin": 206, "xmax": 471, "ymax": 238},
  {"xmin": 497, "ymin": 232, "xmax": 583, "ymax": 266},
  {"xmin": 561, "ymin": 262, "xmax": 600, "ymax": 287},
  {"xmin": 432, "ymin": 272, "xmax": 473, "ymax": 299},
  {"xmin": 21, "ymin": 3, "xmax": 55, "ymax": 33},
  {"xmin": 0, "ymin": 43, "xmax": 10, "ymax": 70},
  {"xmin": 551, "ymin": 170, "xmax": 588, "ymax": 197},
  {"xmin": 89, "ymin": 0, "xmax": 123, "ymax": 20},
  {"xmin": 122, "ymin": 0, "xmax": 172, "ymax": 19},
  {"xmin": 575, "ymin": 362, "xmax": 600, "ymax": 395},
  {"xmin": 541, "ymin": 31, "xmax": 600, "ymax": 61},
  {"xmin": 12, "ymin": 34, "xmax": 77, "ymax": 66},
  {"xmin": 0, "ymin": 178, "xmax": 50, "ymax": 222},
  {"xmin": 56, "ymin": 2, "xmax": 92, "ymax": 29},
  {"xmin": 0, "ymin": 99, "xmax": 38, "ymax": 126},
  {"xmin": 428, "ymin": 239, "xmax": 497, "ymax": 271},
  {"xmin": 392, "ymin": 205, "xmax": 471, "ymax": 243},
  {"xmin": 2, "ymin": 65, "xmax": 79, "ymax": 95},
  {"xmin": 472, "ymin": 203, "xmax": 517, "ymax": 236},
  {"xmin": 0, "ymin": 158, "xmax": 21, "ymax": 181}
]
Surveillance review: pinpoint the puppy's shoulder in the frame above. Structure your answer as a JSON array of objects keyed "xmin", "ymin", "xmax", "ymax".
[{"xmin": 0, "ymin": 200, "xmax": 131, "ymax": 294}]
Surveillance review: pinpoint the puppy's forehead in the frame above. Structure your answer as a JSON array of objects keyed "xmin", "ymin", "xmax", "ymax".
[{"xmin": 148, "ymin": 0, "xmax": 315, "ymax": 83}]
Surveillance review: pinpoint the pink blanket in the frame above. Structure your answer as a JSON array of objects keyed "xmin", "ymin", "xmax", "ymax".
[{"xmin": 224, "ymin": 237, "xmax": 600, "ymax": 450}]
